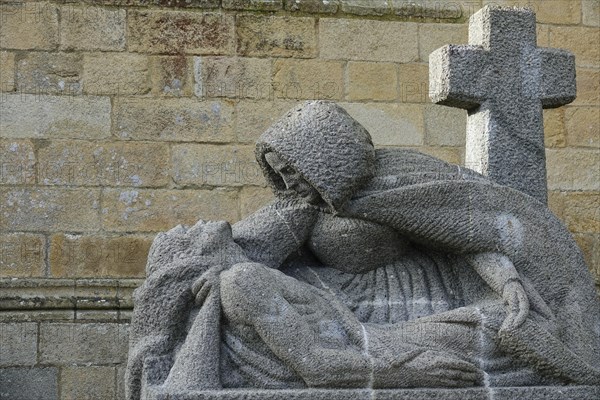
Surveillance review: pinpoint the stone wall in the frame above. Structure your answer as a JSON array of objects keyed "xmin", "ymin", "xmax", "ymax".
[{"xmin": 0, "ymin": 1, "xmax": 598, "ymax": 399}]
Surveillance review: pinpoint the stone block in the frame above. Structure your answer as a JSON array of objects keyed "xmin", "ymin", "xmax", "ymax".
[
  {"xmin": 59, "ymin": 6, "xmax": 126, "ymax": 51},
  {"xmin": 223, "ymin": 0, "xmax": 282, "ymax": 10},
  {"xmin": 418, "ymin": 146, "xmax": 463, "ymax": 165},
  {"xmin": 424, "ymin": 105, "xmax": 466, "ymax": 146},
  {"xmin": 113, "ymin": 98, "xmax": 235, "ymax": 142},
  {"xmin": 128, "ymin": 11, "xmax": 234, "ymax": 55},
  {"xmin": 391, "ymin": 0, "xmax": 476, "ymax": 20},
  {"xmin": 340, "ymin": 102, "xmax": 424, "ymax": 146},
  {"xmin": 240, "ymin": 186, "xmax": 274, "ymax": 218},
  {"xmin": 547, "ymin": 26, "xmax": 600, "ymax": 68},
  {"xmin": 0, "ymin": 140, "xmax": 36, "ymax": 185},
  {"xmin": 83, "ymin": 53, "xmax": 150, "ymax": 96},
  {"xmin": 101, "ymin": 189, "xmax": 239, "ymax": 231},
  {"xmin": 544, "ymin": 108, "xmax": 566, "ymax": 148},
  {"xmin": 0, "ymin": 94, "xmax": 111, "ymax": 139},
  {"xmin": 346, "ymin": 62, "xmax": 398, "ymax": 101},
  {"xmin": 547, "ymin": 190, "xmax": 566, "ymax": 221},
  {"xmin": 398, "ymin": 63, "xmax": 429, "ymax": 103},
  {"xmin": 272, "ymin": 59, "xmax": 344, "ymax": 100},
  {"xmin": 172, "ymin": 144, "xmax": 264, "ymax": 187},
  {"xmin": 0, "ymin": 51, "xmax": 16, "ymax": 92},
  {"xmin": 234, "ymin": 99, "xmax": 296, "ymax": 143},
  {"xmin": 573, "ymin": 68, "xmax": 599, "ymax": 106},
  {"xmin": 150, "ymin": 55, "xmax": 194, "ymax": 97},
  {"xmin": 583, "ymin": 0, "xmax": 600, "ymax": 26},
  {"xmin": 194, "ymin": 56, "xmax": 271, "ymax": 99},
  {"xmin": 340, "ymin": 0, "xmax": 390, "ymax": 16},
  {"xmin": 419, "ymin": 23, "xmax": 468, "ymax": 62},
  {"xmin": 564, "ymin": 192, "xmax": 600, "ymax": 233},
  {"xmin": 39, "ymin": 322, "xmax": 128, "ymax": 364},
  {"xmin": 565, "ymin": 107, "xmax": 600, "ymax": 148},
  {"xmin": 0, "ymin": 367, "xmax": 58, "ymax": 400},
  {"xmin": 320, "ymin": 18, "xmax": 418, "ymax": 62},
  {"xmin": 60, "ymin": 366, "xmax": 116, "ymax": 400},
  {"xmin": 49, "ymin": 234, "xmax": 152, "ymax": 278},
  {"xmin": 0, "ymin": 187, "xmax": 101, "ymax": 231},
  {"xmin": 0, "ymin": 323, "xmax": 38, "ymax": 366},
  {"xmin": 15, "ymin": 52, "xmax": 83, "ymax": 95},
  {"xmin": 482, "ymin": 0, "xmax": 581, "ymax": 25},
  {"xmin": 546, "ymin": 148, "xmax": 600, "ymax": 191},
  {"xmin": 284, "ymin": 0, "xmax": 339, "ymax": 13},
  {"xmin": 37, "ymin": 141, "xmax": 169, "ymax": 187},
  {"xmin": 0, "ymin": 233, "xmax": 46, "ymax": 278},
  {"xmin": 0, "ymin": 2, "xmax": 59, "ymax": 50},
  {"xmin": 236, "ymin": 15, "xmax": 317, "ymax": 58}
]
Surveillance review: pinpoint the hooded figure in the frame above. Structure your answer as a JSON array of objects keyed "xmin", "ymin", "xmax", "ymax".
[{"xmin": 127, "ymin": 101, "xmax": 600, "ymax": 398}]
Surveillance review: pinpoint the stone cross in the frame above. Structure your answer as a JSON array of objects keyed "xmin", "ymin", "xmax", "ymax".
[{"xmin": 429, "ymin": 5, "xmax": 576, "ymax": 204}]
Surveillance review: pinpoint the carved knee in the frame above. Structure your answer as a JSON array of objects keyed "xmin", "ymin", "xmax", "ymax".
[{"xmin": 220, "ymin": 262, "xmax": 273, "ymax": 323}]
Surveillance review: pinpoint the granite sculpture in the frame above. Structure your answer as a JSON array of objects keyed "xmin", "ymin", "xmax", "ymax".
[{"xmin": 126, "ymin": 5, "xmax": 600, "ymax": 400}]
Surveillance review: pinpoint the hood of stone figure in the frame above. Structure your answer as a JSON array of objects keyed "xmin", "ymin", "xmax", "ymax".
[{"xmin": 256, "ymin": 101, "xmax": 376, "ymax": 213}]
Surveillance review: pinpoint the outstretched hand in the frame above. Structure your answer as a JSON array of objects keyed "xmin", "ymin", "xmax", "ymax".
[
  {"xmin": 192, "ymin": 264, "xmax": 229, "ymax": 306},
  {"xmin": 501, "ymin": 280, "xmax": 530, "ymax": 332}
]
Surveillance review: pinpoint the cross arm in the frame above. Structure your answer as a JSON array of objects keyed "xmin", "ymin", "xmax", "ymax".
[
  {"xmin": 538, "ymin": 48, "xmax": 576, "ymax": 108},
  {"xmin": 429, "ymin": 45, "xmax": 488, "ymax": 110}
]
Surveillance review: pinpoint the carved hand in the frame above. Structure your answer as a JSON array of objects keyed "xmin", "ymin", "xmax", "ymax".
[
  {"xmin": 192, "ymin": 264, "xmax": 229, "ymax": 306},
  {"xmin": 501, "ymin": 279, "xmax": 530, "ymax": 332}
]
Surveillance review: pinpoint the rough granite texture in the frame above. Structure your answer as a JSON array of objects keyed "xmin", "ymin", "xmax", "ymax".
[{"xmin": 429, "ymin": 6, "xmax": 577, "ymax": 204}]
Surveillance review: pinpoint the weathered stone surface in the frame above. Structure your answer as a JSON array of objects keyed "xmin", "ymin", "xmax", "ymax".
[
  {"xmin": 60, "ymin": 6, "xmax": 126, "ymax": 51},
  {"xmin": 172, "ymin": 144, "xmax": 264, "ymax": 187},
  {"xmin": 128, "ymin": 11, "xmax": 234, "ymax": 55},
  {"xmin": 83, "ymin": 53, "xmax": 150, "ymax": 96},
  {"xmin": 340, "ymin": 0, "xmax": 390, "ymax": 16},
  {"xmin": 272, "ymin": 59, "xmax": 344, "ymax": 99},
  {"xmin": 284, "ymin": 0, "xmax": 339, "ymax": 13},
  {"xmin": 37, "ymin": 141, "xmax": 169, "ymax": 187},
  {"xmin": 574, "ymin": 233, "xmax": 600, "ymax": 284},
  {"xmin": 341, "ymin": 102, "xmax": 424, "ymax": 146},
  {"xmin": 424, "ymin": 105, "xmax": 466, "ymax": 146},
  {"xmin": 0, "ymin": 51, "xmax": 16, "ymax": 92},
  {"xmin": 0, "ymin": 322, "xmax": 38, "ymax": 366},
  {"xmin": 320, "ymin": 19, "xmax": 419, "ymax": 62},
  {"xmin": 347, "ymin": 62, "xmax": 398, "ymax": 101},
  {"xmin": 564, "ymin": 192, "xmax": 600, "ymax": 233},
  {"xmin": 194, "ymin": 56, "xmax": 271, "ymax": 99},
  {"xmin": 392, "ymin": 0, "xmax": 476, "ymax": 20},
  {"xmin": 49, "ymin": 234, "xmax": 152, "ymax": 278},
  {"xmin": 0, "ymin": 2, "xmax": 59, "ymax": 50},
  {"xmin": 582, "ymin": 0, "xmax": 600, "ymax": 26},
  {"xmin": 236, "ymin": 15, "xmax": 317, "ymax": 58},
  {"xmin": 573, "ymin": 68, "xmax": 600, "ymax": 106},
  {"xmin": 61, "ymin": 366, "xmax": 116, "ymax": 400},
  {"xmin": 113, "ymin": 98, "xmax": 235, "ymax": 142},
  {"xmin": 15, "ymin": 52, "xmax": 82, "ymax": 95},
  {"xmin": 398, "ymin": 63, "xmax": 429, "ymax": 103},
  {"xmin": 0, "ymin": 187, "xmax": 101, "ymax": 231},
  {"xmin": 240, "ymin": 186, "xmax": 274, "ymax": 217},
  {"xmin": 482, "ymin": 0, "xmax": 581, "ymax": 25},
  {"xmin": 101, "ymin": 189, "xmax": 239, "ymax": 231},
  {"xmin": 419, "ymin": 23, "xmax": 467, "ymax": 61},
  {"xmin": 223, "ymin": 0, "xmax": 282, "ymax": 10},
  {"xmin": 0, "ymin": 140, "xmax": 36, "ymax": 185},
  {"xmin": 234, "ymin": 99, "xmax": 296, "ymax": 143},
  {"xmin": 39, "ymin": 322, "xmax": 128, "ymax": 364},
  {"xmin": 417, "ymin": 146, "xmax": 463, "ymax": 165},
  {"xmin": 150, "ymin": 55, "xmax": 194, "ymax": 97},
  {"xmin": 546, "ymin": 148, "xmax": 600, "ymax": 191},
  {"xmin": 0, "ymin": 233, "xmax": 45, "ymax": 278},
  {"xmin": 565, "ymin": 107, "xmax": 600, "ymax": 148},
  {"xmin": 0, "ymin": 94, "xmax": 111, "ymax": 139},
  {"xmin": 0, "ymin": 367, "xmax": 58, "ymax": 400},
  {"xmin": 430, "ymin": 5, "xmax": 576, "ymax": 203},
  {"xmin": 546, "ymin": 26, "xmax": 600, "ymax": 68},
  {"xmin": 544, "ymin": 108, "xmax": 567, "ymax": 148}
]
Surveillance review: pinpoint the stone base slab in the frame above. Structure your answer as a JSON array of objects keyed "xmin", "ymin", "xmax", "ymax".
[{"xmin": 144, "ymin": 386, "xmax": 600, "ymax": 400}]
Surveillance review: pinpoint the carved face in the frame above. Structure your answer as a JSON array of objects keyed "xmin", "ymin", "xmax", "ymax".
[{"xmin": 264, "ymin": 152, "xmax": 323, "ymax": 205}]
